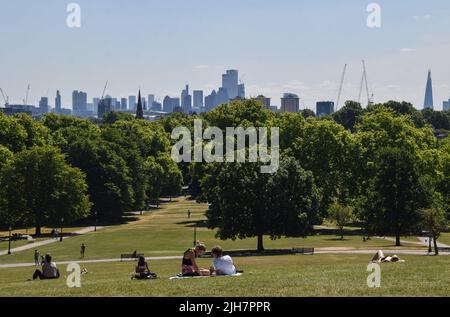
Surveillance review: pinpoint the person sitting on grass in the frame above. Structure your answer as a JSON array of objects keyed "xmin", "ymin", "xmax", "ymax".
[
  {"xmin": 181, "ymin": 242, "xmax": 210, "ymax": 277},
  {"xmin": 33, "ymin": 254, "xmax": 60, "ymax": 280},
  {"xmin": 210, "ymin": 246, "xmax": 237, "ymax": 276},
  {"xmin": 132, "ymin": 256, "xmax": 157, "ymax": 279}
]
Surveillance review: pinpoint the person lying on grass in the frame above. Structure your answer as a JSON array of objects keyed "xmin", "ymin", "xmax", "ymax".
[
  {"xmin": 181, "ymin": 242, "xmax": 210, "ymax": 277},
  {"xmin": 209, "ymin": 246, "xmax": 237, "ymax": 276},
  {"xmin": 32, "ymin": 254, "xmax": 60, "ymax": 280},
  {"xmin": 371, "ymin": 250, "xmax": 405, "ymax": 263},
  {"xmin": 132, "ymin": 256, "xmax": 157, "ymax": 279}
]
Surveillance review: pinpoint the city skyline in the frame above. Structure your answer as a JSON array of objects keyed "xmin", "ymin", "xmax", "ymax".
[{"xmin": 1, "ymin": 1, "xmax": 450, "ymax": 110}]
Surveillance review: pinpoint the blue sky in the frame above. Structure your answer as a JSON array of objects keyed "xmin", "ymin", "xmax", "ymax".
[{"xmin": 0, "ymin": 0, "xmax": 449, "ymax": 110}]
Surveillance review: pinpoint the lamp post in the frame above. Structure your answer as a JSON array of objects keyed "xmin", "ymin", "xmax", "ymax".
[
  {"xmin": 193, "ymin": 226, "xmax": 197, "ymax": 247},
  {"xmin": 7, "ymin": 226, "xmax": 12, "ymax": 255},
  {"xmin": 428, "ymin": 234, "xmax": 433, "ymax": 254},
  {"xmin": 60, "ymin": 217, "xmax": 64, "ymax": 242},
  {"xmin": 94, "ymin": 212, "xmax": 98, "ymax": 232}
]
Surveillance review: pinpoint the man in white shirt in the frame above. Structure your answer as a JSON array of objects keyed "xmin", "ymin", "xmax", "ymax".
[{"xmin": 210, "ymin": 246, "xmax": 237, "ymax": 276}]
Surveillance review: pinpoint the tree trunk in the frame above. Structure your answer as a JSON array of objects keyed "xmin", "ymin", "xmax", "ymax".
[
  {"xmin": 257, "ymin": 235, "xmax": 264, "ymax": 253},
  {"xmin": 395, "ymin": 234, "xmax": 401, "ymax": 247},
  {"xmin": 340, "ymin": 227, "xmax": 344, "ymax": 240},
  {"xmin": 433, "ymin": 236, "xmax": 439, "ymax": 256}
]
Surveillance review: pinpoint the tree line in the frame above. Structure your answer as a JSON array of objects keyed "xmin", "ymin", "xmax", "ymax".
[{"xmin": 0, "ymin": 100, "xmax": 448, "ymax": 254}]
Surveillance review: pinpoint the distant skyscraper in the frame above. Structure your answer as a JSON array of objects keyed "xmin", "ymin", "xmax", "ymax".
[
  {"xmin": 136, "ymin": 90, "xmax": 144, "ymax": 119},
  {"xmin": 444, "ymin": 99, "xmax": 450, "ymax": 111},
  {"xmin": 55, "ymin": 90, "xmax": 62, "ymax": 114},
  {"xmin": 98, "ymin": 95, "xmax": 112, "ymax": 118},
  {"xmin": 121, "ymin": 98, "xmax": 127, "ymax": 110},
  {"xmin": 129, "ymin": 95, "xmax": 137, "ymax": 111},
  {"xmin": 181, "ymin": 85, "xmax": 192, "ymax": 113},
  {"xmin": 205, "ymin": 90, "xmax": 217, "ymax": 111},
  {"xmin": 39, "ymin": 97, "xmax": 49, "ymax": 114},
  {"xmin": 281, "ymin": 93, "xmax": 300, "ymax": 113},
  {"xmin": 255, "ymin": 95, "xmax": 271, "ymax": 109},
  {"xmin": 193, "ymin": 90, "xmax": 204, "ymax": 110},
  {"xmin": 93, "ymin": 98, "xmax": 100, "ymax": 115},
  {"xmin": 72, "ymin": 90, "xmax": 88, "ymax": 116},
  {"xmin": 238, "ymin": 83, "xmax": 245, "ymax": 99},
  {"xmin": 222, "ymin": 70, "xmax": 239, "ymax": 99},
  {"xmin": 424, "ymin": 70, "xmax": 434, "ymax": 110},
  {"xmin": 316, "ymin": 101, "xmax": 334, "ymax": 117},
  {"xmin": 148, "ymin": 95, "xmax": 155, "ymax": 110},
  {"xmin": 163, "ymin": 96, "xmax": 180, "ymax": 113},
  {"xmin": 152, "ymin": 101, "xmax": 162, "ymax": 112},
  {"xmin": 216, "ymin": 87, "xmax": 229, "ymax": 107}
]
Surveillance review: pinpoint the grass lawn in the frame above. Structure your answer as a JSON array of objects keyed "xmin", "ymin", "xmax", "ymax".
[
  {"xmin": 0, "ymin": 254, "xmax": 448, "ymax": 297},
  {"xmin": 438, "ymin": 233, "xmax": 450, "ymax": 246},
  {"xmin": 0, "ymin": 198, "xmax": 424, "ymax": 265}
]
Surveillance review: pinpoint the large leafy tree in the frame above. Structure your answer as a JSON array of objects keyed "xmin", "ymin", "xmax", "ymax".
[
  {"xmin": 332, "ymin": 101, "xmax": 364, "ymax": 132},
  {"xmin": 0, "ymin": 146, "xmax": 91, "ymax": 235},
  {"xmin": 359, "ymin": 147, "xmax": 431, "ymax": 246},
  {"xmin": 201, "ymin": 157, "xmax": 319, "ymax": 252}
]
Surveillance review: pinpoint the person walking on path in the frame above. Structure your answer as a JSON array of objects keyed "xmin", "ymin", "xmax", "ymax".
[
  {"xmin": 188, "ymin": 210, "xmax": 191, "ymax": 219},
  {"xmin": 80, "ymin": 244, "xmax": 86, "ymax": 259},
  {"xmin": 34, "ymin": 250, "xmax": 40, "ymax": 267}
]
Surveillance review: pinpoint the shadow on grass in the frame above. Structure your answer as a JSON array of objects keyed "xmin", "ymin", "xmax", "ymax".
[{"xmin": 176, "ymin": 220, "xmax": 209, "ymax": 228}]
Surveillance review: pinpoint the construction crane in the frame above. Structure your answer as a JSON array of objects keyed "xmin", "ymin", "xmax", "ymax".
[
  {"xmin": 358, "ymin": 60, "xmax": 374, "ymax": 106},
  {"xmin": 0, "ymin": 88, "xmax": 9, "ymax": 107},
  {"xmin": 100, "ymin": 81, "xmax": 108, "ymax": 101},
  {"xmin": 23, "ymin": 84, "xmax": 31, "ymax": 106},
  {"xmin": 336, "ymin": 64, "xmax": 347, "ymax": 110}
]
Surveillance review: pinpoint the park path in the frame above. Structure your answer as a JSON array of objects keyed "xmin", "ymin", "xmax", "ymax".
[
  {"xmin": 1, "ymin": 248, "xmax": 448, "ymax": 269},
  {"xmin": 376, "ymin": 236, "xmax": 450, "ymax": 248},
  {"xmin": 0, "ymin": 226, "xmax": 103, "ymax": 257}
]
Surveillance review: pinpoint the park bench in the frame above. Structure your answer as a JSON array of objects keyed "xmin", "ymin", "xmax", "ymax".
[
  {"xmin": 120, "ymin": 253, "xmax": 144, "ymax": 262},
  {"xmin": 438, "ymin": 247, "xmax": 450, "ymax": 253},
  {"xmin": 292, "ymin": 248, "xmax": 315, "ymax": 255}
]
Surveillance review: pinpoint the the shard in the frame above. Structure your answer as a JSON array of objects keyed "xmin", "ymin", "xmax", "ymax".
[{"xmin": 424, "ymin": 70, "xmax": 434, "ymax": 110}]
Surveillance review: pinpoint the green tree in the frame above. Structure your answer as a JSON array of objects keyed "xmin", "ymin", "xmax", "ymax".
[
  {"xmin": 332, "ymin": 101, "xmax": 364, "ymax": 132},
  {"xmin": 201, "ymin": 157, "xmax": 319, "ymax": 252},
  {"xmin": 0, "ymin": 146, "xmax": 91, "ymax": 235},
  {"xmin": 360, "ymin": 147, "xmax": 430, "ymax": 246},
  {"xmin": 419, "ymin": 196, "xmax": 448, "ymax": 255},
  {"xmin": 328, "ymin": 203, "xmax": 355, "ymax": 240},
  {"xmin": 0, "ymin": 112, "xmax": 28, "ymax": 152}
]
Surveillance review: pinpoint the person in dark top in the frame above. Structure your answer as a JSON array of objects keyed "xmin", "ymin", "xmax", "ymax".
[
  {"xmin": 132, "ymin": 256, "xmax": 157, "ymax": 279},
  {"xmin": 80, "ymin": 244, "xmax": 86, "ymax": 258},
  {"xmin": 181, "ymin": 242, "xmax": 210, "ymax": 277}
]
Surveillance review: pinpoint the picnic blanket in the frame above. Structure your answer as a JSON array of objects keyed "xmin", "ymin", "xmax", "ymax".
[{"xmin": 170, "ymin": 273, "xmax": 243, "ymax": 280}]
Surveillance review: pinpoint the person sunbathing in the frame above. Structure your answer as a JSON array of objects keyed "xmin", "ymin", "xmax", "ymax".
[
  {"xmin": 32, "ymin": 254, "xmax": 60, "ymax": 280},
  {"xmin": 371, "ymin": 250, "xmax": 405, "ymax": 263},
  {"xmin": 210, "ymin": 246, "xmax": 237, "ymax": 276},
  {"xmin": 132, "ymin": 256, "xmax": 157, "ymax": 279},
  {"xmin": 181, "ymin": 242, "xmax": 210, "ymax": 277}
]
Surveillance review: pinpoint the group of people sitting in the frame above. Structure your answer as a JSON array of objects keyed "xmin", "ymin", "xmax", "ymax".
[
  {"xmin": 32, "ymin": 243, "xmax": 237, "ymax": 281},
  {"xmin": 132, "ymin": 243, "xmax": 237, "ymax": 280}
]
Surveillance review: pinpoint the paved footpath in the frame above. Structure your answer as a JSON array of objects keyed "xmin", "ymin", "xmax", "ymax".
[
  {"xmin": 0, "ymin": 226, "xmax": 103, "ymax": 257},
  {"xmin": 1, "ymin": 248, "xmax": 448, "ymax": 269}
]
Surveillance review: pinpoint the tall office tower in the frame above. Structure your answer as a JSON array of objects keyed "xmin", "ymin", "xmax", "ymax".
[
  {"xmin": 111, "ymin": 98, "xmax": 118, "ymax": 110},
  {"xmin": 93, "ymin": 98, "xmax": 100, "ymax": 115},
  {"xmin": 193, "ymin": 90, "xmax": 204, "ymax": 110},
  {"xmin": 87, "ymin": 103, "xmax": 94, "ymax": 112},
  {"xmin": 152, "ymin": 101, "xmax": 162, "ymax": 112},
  {"xmin": 72, "ymin": 90, "xmax": 88, "ymax": 116},
  {"xmin": 163, "ymin": 96, "xmax": 180, "ymax": 113},
  {"xmin": 98, "ymin": 95, "xmax": 112, "ymax": 118},
  {"xmin": 148, "ymin": 95, "xmax": 155, "ymax": 110},
  {"xmin": 424, "ymin": 70, "xmax": 434, "ymax": 110},
  {"xmin": 316, "ymin": 101, "xmax": 335, "ymax": 117},
  {"xmin": 136, "ymin": 90, "xmax": 144, "ymax": 119},
  {"xmin": 55, "ymin": 90, "xmax": 62, "ymax": 114},
  {"xmin": 444, "ymin": 99, "xmax": 450, "ymax": 111},
  {"xmin": 281, "ymin": 93, "xmax": 300, "ymax": 113},
  {"xmin": 255, "ymin": 95, "xmax": 271, "ymax": 109},
  {"xmin": 238, "ymin": 83, "xmax": 245, "ymax": 99},
  {"xmin": 129, "ymin": 95, "xmax": 137, "ymax": 111},
  {"xmin": 216, "ymin": 87, "xmax": 229, "ymax": 107},
  {"xmin": 39, "ymin": 97, "xmax": 49, "ymax": 114},
  {"xmin": 222, "ymin": 70, "xmax": 239, "ymax": 99},
  {"xmin": 121, "ymin": 98, "xmax": 128, "ymax": 110},
  {"xmin": 181, "ymin": 85, "xmax": 192, "ymax": 113},
  {"xmin": 205, "ymin": 90, "xmax": 217, "ymax": 111}
]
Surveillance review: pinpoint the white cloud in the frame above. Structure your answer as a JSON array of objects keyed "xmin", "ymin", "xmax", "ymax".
[{"xmin": 400, "ymin": 48, "xmax": 417, "ymax": 53}]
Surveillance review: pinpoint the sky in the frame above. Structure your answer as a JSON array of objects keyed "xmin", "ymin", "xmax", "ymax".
[{"xmin": 0, "ymin": 0, "xmax": 449, "ymax": 110}]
